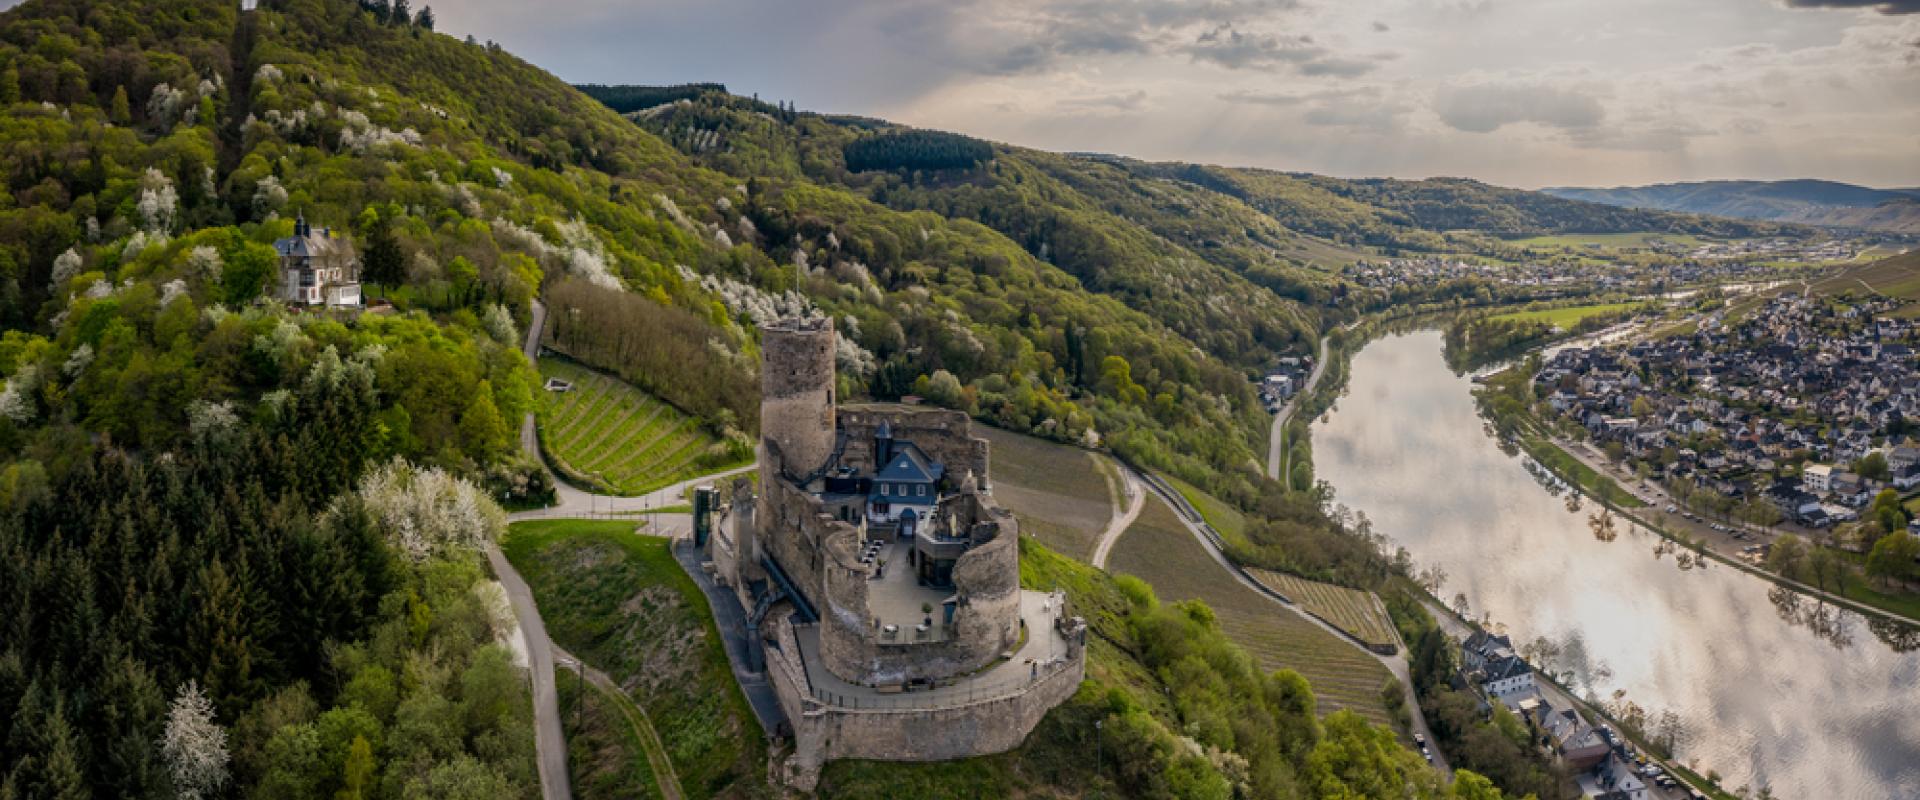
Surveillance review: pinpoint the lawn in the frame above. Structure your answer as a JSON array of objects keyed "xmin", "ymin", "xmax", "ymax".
[
  {"xmin": 1106, "ymin": 496, "xmax": 1397, "ymax": 725},
  {"xmin": 1521, "ymin": 435, "xmax": 1648, "ymax": 509},
  {"xmin": 979, "ymin": 426, "xmax": 1117, "ymax": 561},
  {"xmin": 503, "ymin": 520, "xmax": 765, "ymax": 798},
  {"xmin": 1490, "ymin": 302, "xmax": 1637, "ymax": 330},
  {"xmin": 536, "ymin": 358, "xmax": 749, "ymax": 496},
  {"xmin": 1248, "ymin": 569, "xmax": 1399, "ymax": 652}
]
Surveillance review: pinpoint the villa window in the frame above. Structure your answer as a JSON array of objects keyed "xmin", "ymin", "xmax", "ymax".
[
  {"xmin": 881, "ymin": 484, "xmax": 890, "ymax": 496},
  {"xmin": 917, "ymin": 484, "xmax": 926, "ymax": 496}
]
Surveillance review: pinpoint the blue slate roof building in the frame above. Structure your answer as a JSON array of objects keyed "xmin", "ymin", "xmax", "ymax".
[{"xmin": 866, "ymin": 421, "xmax": 944, "ymax": 536}]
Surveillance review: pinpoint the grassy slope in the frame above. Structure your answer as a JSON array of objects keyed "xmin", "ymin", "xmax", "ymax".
[
  {"xmin": 1107, "ymin": 496, "xmax": 1395, "ymax": 725},
  {"xmin": 1490, "ymin": 302, "xmax": 1637, "ymax": 329},
  {"xmin": 557, "ymin": 667, "xmax": 664, "ymax": 800},
  {"xmin": 536, "ymin": 358, "xmax": 746, "ymax": 496},
  {"xmin": 980, "ymin": 426, "xmax": 1116, "ymax": 560},
  {"xmin": 1808, "ymin": 249, "xmax": 1920, "ymax": 313},
  {"xmin": 503, "ymin": 521, "xmax": 768, "ymax": 799}
]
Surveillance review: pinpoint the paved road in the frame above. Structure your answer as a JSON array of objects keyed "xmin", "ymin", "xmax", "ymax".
[
  {"xmin": 1127, "ymin": 470, "xmax": 1454, "ymax": 779},
  {"xmin": 1089, "ymin": 457, "xmax": 1145, "ymax": 569},
  {"xmin": 493, "ymin": 298, "xmax": 755, "ymax": 799},
  {"xmin": 1268, "ymin": 335, "xmax": 1330, "ymax": 481},
  {"xmin": 485, "ymin": 541, "xmax": 571, "ymax": 800}
]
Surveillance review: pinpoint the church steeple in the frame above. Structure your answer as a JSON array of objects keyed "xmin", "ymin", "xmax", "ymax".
[{"xmin": 294, "ymin": 212, "xmax": 310, "ymax": 238}]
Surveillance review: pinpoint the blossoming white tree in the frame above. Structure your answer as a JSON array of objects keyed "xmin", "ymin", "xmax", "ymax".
[
  {"xmin": 160, "ymin": 680, "xmax": 229, "ymax": 800},
  {"xmin": 351, "ymin": 458, "xmax": 506, "ymax": 562}
]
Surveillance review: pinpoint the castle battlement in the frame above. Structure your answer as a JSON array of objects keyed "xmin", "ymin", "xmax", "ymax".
[{"xmin": 703, "ymin": 317, "xmax": 1085, "ymax": 790}]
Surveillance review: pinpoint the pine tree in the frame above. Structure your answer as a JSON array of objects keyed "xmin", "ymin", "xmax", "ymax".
[
  {"xmin": 0, "ymin": 66, "xmax": 19, "ymax": 106},
  {"xmin": 458, "ymin": 382, "xmax": 508, "ymax": 460},
  {"xmin": 361, "ymin": 223, "xmax": 404, "ymax": 297},
  {"xmin": 415, "ymin": 6, "xmax": 434, "ymax": 30},
  {"xmin": 110, "ymin": 85, "xmax": 131, "ymax": 125},
  {"xmin": 390, "ymin": 0, "xmax": 410, "ymax": 26}
]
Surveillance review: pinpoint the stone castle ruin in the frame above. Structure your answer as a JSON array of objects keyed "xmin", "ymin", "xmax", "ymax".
[{"xmin": 702, "ymin": 317, "xmax": 1086, "ymax": 788}]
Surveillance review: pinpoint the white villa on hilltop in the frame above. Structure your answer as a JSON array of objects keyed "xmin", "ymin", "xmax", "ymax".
[{"xmin": 273, "ymin": 214, "xmax": 362, "ymax": 308}]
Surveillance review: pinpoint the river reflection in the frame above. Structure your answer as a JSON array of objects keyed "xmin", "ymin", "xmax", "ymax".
[{"xmin": 1313, "ymin": 330, "xmax": 1920, "ymax": 799}]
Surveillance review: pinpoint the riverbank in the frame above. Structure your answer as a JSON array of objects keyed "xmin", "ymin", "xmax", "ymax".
[
  {"xmin": 1412, "ymin": 594, "xmax": 1738, "ymax": 800},
  {"xmin": 1482, "ymin": 370, "xmax": 1920, "ymax": 630}
]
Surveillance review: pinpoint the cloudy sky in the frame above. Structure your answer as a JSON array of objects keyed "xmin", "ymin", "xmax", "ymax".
[{"xmin": 61, "ymin": 0, "xmax": 1920, "ymax": 188}]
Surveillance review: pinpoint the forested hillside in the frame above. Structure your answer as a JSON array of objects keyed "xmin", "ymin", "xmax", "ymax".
[{"xmin": 1544, "ymin": 179, "xmax": 1920, "ymax": 233}]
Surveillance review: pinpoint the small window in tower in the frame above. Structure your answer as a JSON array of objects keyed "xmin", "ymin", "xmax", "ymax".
[{"xmin": 881, "ymin": 484, "xmax": 891, "ymax": 496}]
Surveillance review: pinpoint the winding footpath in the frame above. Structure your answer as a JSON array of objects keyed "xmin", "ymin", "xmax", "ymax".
[{"xmin": 1089, "ymin": 455, "xmax": 1146, "ymax": 569}]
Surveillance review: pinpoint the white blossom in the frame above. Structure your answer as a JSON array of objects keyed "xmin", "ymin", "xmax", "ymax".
[
  {"xmin": 83, "ymin": 279, "xmax": 113, "ymax": 299},
  {"xmin": 147, "ymin": 83, "xmax": 188, "ymax": 128},
  {"xmin": 349, "ymin": 459, "xmax": 507, "ymax": 562},
  {"xmin": 252, "ymin": 318, "xmax": 306, "ymax": 365},
  {"xmin": 481, "ymin": 304, "xmax": 517, "ymax": 345},
  {"xmin": 187, "ymin": 245, "xmax": 223, "ymax": 283},
  {"xmin": 137, "ymin": 168, "xmax": 179, "ymax": 233},
  {"xmin": 187, "ymin": 400, "xmax": 240, "ymax": 444},
  {"xmin": 252, "ymin": 175, "xmax": 286, "ymax": 216},
  {"xmin": 490, "ymin": 166, "xmax": 513, "ymax": 189},
  {"xmin": 160, "ymin": 279, "xmax": 191, "ymax": 307},
  {"xmin": 254, "ymin": 64, "xmax": 283, "ymax": 84},
  {"xmin": 51, "ymin": 248, "xmax": 83, "ymax": 288},
  {"xmin": 160, "ymin": 681, "xmax": 229, "ymax": 800},
  {"xmin": 0, "ymin": 365, "xmax": 41, "ymax": 424},
  {"xmin": 713, "ymin": 228, "xmax": 733, "ymax": 248},
  {"xmin": 62, "ymin": 344, "xmax": 94, "ymax": 379}
]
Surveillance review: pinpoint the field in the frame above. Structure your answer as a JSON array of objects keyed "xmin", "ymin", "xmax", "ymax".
[
  {"xmin": 1168, "ymin": 474, "xmax": 1249, "ymax": 545},
  {"xmin": 1490, "ymin": 302, "xmax": 1637, "ymax": 330},
  {"xmin": 1247, "ymin": 569, "xmax": 1399, "ymax": 652},
  {"xmin": 1508, "ymin": 232, "xmax": 1706, "ymax": 249},
  {"xmin": 979, "ymin": 426, "xmax": 1118, "ymax": 561},
  {"xmin": 1808, "ymin": 249, "xmax": 1920, "ymax": 312},
  {"xmin": 1106, "ymin": 497, "xmax": 1396, "ymax": 725},
  {"xmin": 536, "ymin": 358, "xmax": 749, "ymax": 496},
  {"xmin": 503, "ymin": 520, "xmax": 765, "ymax": 797}
]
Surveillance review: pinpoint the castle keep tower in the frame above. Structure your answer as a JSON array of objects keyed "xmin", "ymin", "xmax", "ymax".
[{"xmin": 760, "ymin": 317, "xmax": 837, "ymax": 481}]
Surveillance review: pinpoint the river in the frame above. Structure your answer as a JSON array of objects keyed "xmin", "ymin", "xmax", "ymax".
[{"xmin": 1312, "ymin": 330, "xmax": 1920, "ymax": 799}]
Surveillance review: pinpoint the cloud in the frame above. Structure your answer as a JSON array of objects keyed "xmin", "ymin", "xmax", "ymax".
[
  {"xmin": 1433, "ymin": 83, "xmax": 1605, "ymax": 133},
  {"xmin": 1782, "ymin": 0, "xmax": 1920, "ymax": 14},
  {"xmin": 1216, "ymin": 89, "xmax": 1311, "ymax": 105},
  {"xmin": 1059, "ymin": 89, "xmax": 1150, "ymax": 111},
  {"xmin": 1182, "ymin": 23, "xmax": 1381, "ymax": 76}
]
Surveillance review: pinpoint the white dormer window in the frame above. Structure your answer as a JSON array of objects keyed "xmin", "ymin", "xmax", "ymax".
[
  {"xmin": 881, "ymin": 484, "xmax": 890, "ymax": 496},
  {"xmin": 917, "ymin": 484, "xmax": 926, "ymax": 496}
]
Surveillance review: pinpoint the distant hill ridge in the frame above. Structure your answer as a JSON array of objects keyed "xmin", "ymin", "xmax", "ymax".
[{"xmin": 1544, "ymin": 179, "xmax": 1920, "ymax": 233}]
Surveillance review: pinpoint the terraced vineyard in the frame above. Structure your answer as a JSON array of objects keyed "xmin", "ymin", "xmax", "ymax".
[
  {"xmin": 980, "ymin": 426, "xmax": 1119, "ymax": 561},
  {"xmin": 537, "ymin": 358, "xmax": 750, "ymax": 496},
  {"xmin": 1108, "ymin": 497, "xmax": 1396, "ymax": 725},
  {"xmin": 1247, "ymin": 569, "xmax": 1399, "ymax": 653}
]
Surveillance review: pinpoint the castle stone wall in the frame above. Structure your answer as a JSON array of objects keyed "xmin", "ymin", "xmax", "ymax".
[
  {"xmin": 768, "ymin": 615, "xmax": 1087, "ymax": 792},
  {"xmin": 838, "ymin": 406, "xmax": 989, "ymax": 488}
]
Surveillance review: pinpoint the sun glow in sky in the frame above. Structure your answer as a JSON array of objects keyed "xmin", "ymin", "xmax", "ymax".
[
  {"xmin": 20, "ymin": 0, "xmax": 1916, "ymax": 187},
  {"xmin": 418, "ymin": 0, "xmax": 1920, "ymax": 187}
]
